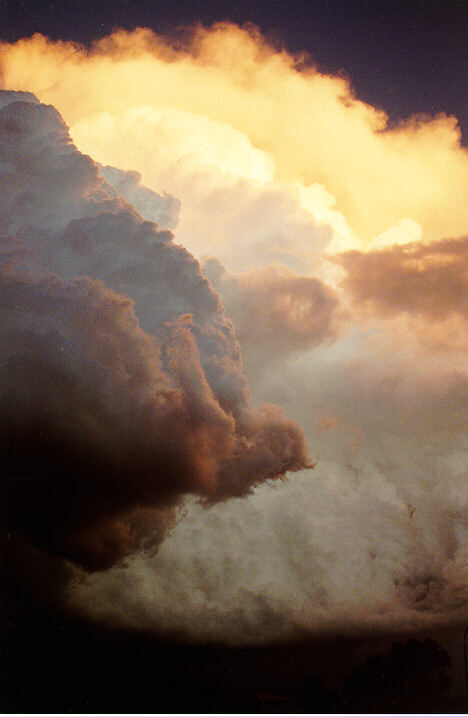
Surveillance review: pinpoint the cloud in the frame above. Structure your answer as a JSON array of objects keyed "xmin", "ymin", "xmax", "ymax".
[
  {"xmin": 68, "ymin": 460, "xmax": 468, "ymax": 643},
  {"xmin": 1, "ymin": 24, "xmax": 468, "ymax": 245},
  {"xmin": 0, "ymin": 90, "xmax": 311, "ymax": 573},
  {"xmin": 1, "ymin": 20, "xmax": 468, "ymax": 646},
  {"xmin": 62, "ymin": 261, "xmax": 468, "ymax": 641},
  {"xmin": 337, "ymin": 237, "xmax": 468, "ymax": 322},
  {"xmin": 203, "ymin": 258, "xmax": 344, "ymax": 370},
  {"xmin": 62, "ymin": 106, "xmax": 344, "ymax": 272},
  {"xmin": 99, "ymin": 164, "xmax": 181, "ymax": 230}
]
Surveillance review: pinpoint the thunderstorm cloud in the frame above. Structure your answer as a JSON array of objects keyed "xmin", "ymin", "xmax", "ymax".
[
  {"xmin": 1, "ymin": 23, "xmax": 468, "ymax": 644},
  {"xmin": 0, "ymin": 90, "xmax": 310, "ymax": 573}
]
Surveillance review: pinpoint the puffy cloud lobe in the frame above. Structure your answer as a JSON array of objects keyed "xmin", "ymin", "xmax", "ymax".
[
  {"xmin": 336, "ymin": 237, "xmax": 468, "ymax": 321},
  {"xmin": 2, "ymin": 265, "xmax": 186, "ymax": 570},
  {"xmin": 0, "ymin": 89, "xmax": 39, "ymax": 110},
  {"xmin": 203, "ymin": 258, "xmax": 343, "ymax": 368},
  {"xmin": 0, "ymin": 98, "xmax": 128, "ymax": 236},
  {"xmin": 0, "ymin": 91, "xmax": 244, "ymax": 411},
  {"xmin": 99, "ymin": 164, "xmax": 181, "ymax": 230},
  {"xmin": 66, "ymin": 107, "xmax": 341, "ymax": 273},
  {"xmin": 0, "ymin": 90, "xmax": 311, "ymax": 571}
]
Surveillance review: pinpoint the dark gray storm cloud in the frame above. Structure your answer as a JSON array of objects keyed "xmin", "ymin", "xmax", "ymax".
[{"xmin": 0, "ymin": 90, "xmax": 311, "ymax": 572}]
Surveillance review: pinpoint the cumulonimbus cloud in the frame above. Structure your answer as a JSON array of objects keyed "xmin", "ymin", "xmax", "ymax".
[
  {"xmin": 0, "ymin": 90, "xmax": 311, "ymax": 572},
  {"xmin": 2, "ymin": 18, "xmax": 468, "ymax": 646}
]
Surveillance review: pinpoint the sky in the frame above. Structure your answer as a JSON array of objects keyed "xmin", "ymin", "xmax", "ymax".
[{"xmin": 1, "ymin": 1, "xmax": 468, "ymax": 712}]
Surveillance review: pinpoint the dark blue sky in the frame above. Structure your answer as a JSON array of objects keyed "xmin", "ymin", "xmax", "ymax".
[{"xmin": 2, "ymin": 0, "xmax": 467, "ymax": 141}]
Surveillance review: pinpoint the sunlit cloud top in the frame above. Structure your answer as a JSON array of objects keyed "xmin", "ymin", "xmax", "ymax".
[{"xmin": 1, "ymin": 23, "xmax": 468, "ymax": 247}]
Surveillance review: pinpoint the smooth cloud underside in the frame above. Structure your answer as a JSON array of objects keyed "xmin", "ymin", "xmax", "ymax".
[{"xmin": 0, "ymin": 90, "xmax": 311, "ymax": 572}]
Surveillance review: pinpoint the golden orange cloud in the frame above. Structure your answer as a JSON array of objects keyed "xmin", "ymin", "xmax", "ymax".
[{"xmin": 1, "ymin": 23, "xmax": 467, "ymax": 248}]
